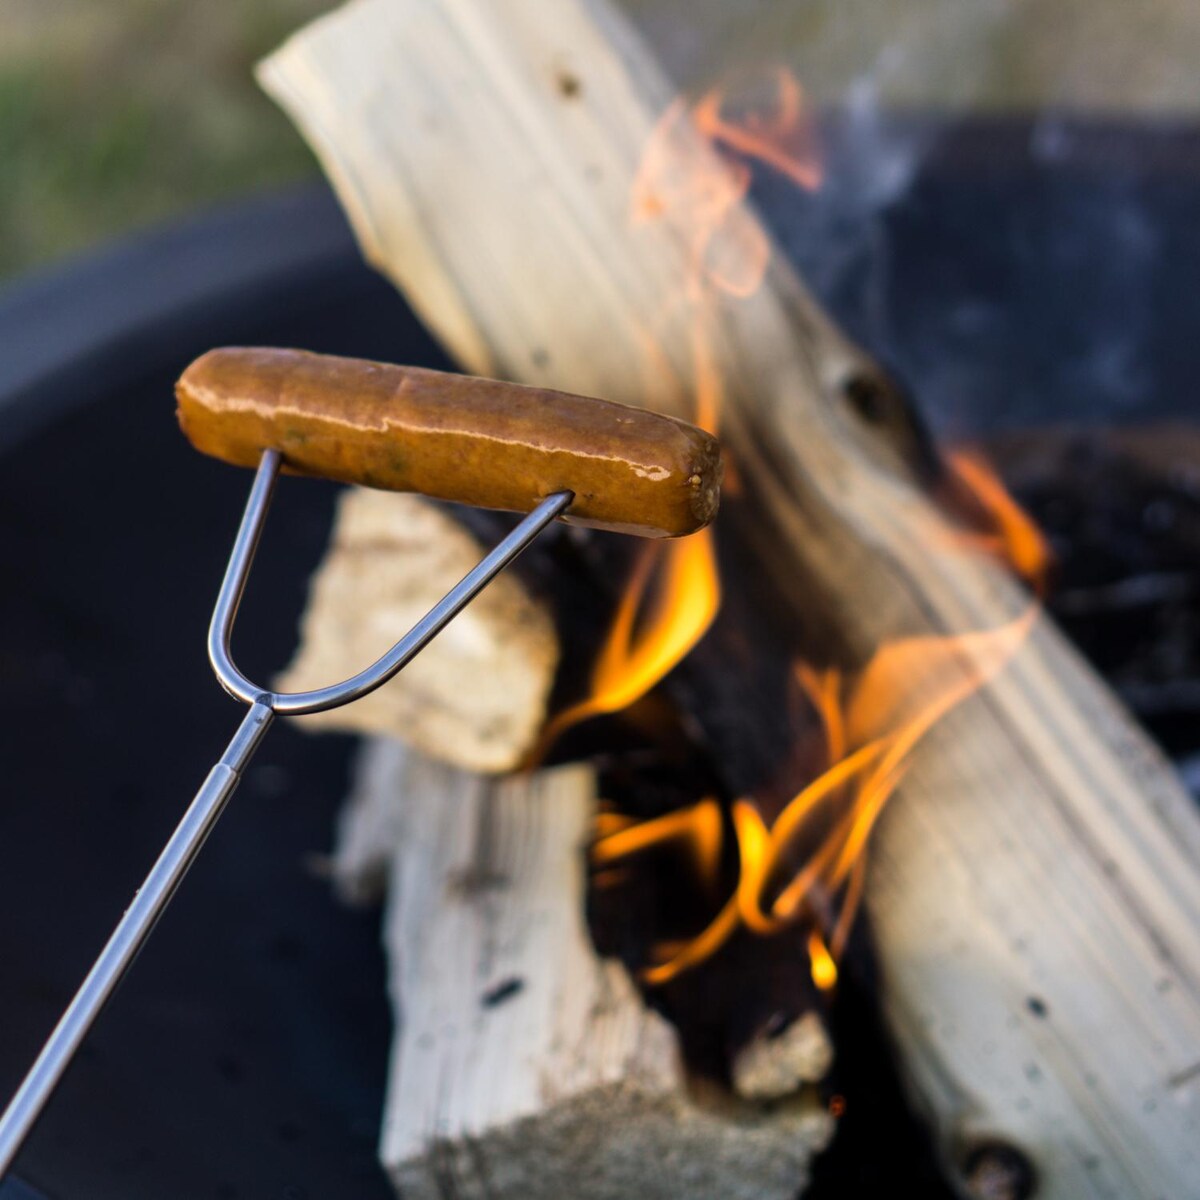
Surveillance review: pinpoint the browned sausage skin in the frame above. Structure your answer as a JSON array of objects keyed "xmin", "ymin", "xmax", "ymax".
[{"xmin": 176, "ymin": 348, "xmax": 721, "ymax": 538}]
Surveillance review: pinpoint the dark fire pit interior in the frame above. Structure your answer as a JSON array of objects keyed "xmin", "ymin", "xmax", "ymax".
[{"xmin": 2, "ymin": 111, "xmax": 1199, "ymax": 1198}]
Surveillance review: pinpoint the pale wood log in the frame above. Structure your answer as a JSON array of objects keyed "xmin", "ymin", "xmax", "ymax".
[
  {"xmin": 261, "ymin": 4, "xmax": 1200, "ymax": 1193},
  {"xmin": 276, "ymin": 486, "xmax": 558, "ymax": 772},
  {"xmin": 731, "ymin": 1011, "xmax": 835, "ymax": 1103},
  {"xmin": 335, "ymin": 739, "xmax": 833, "ymax": 1199}
]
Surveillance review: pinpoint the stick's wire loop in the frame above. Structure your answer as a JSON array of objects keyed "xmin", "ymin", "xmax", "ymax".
[{"xmin": 209, "ymin": 449, "xmax": 574, "ymax": 715}]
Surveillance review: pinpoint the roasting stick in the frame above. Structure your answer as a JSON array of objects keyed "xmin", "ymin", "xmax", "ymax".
[
  {"xmin": 0, "ymin": 347, "xmax": 722, "ymax": 1179},
  {"xmin": 0, "ymin": 456, "xmax": 570, "ymax": 1178}
]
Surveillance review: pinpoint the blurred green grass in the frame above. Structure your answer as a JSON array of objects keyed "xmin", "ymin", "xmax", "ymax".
[
  {"xmin": 5, "ymin": 0, "xmax": 1198, "ymax": 282},
  {"xmin": 0, "ymin": 0, "xmax": 329, "ymax": 279}
]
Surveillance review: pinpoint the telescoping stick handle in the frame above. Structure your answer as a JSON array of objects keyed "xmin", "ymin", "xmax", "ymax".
[
  {"xmin": 0, "ymin": 702, "xmax": 273, "ymax": 1176},
  {"xmin": 0, "ymin": 449, "xmax": 573, "ymax": 1180}
]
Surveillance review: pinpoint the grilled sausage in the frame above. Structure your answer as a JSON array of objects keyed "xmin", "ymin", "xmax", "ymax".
[{"xmin": 176, "ymin": 348, "xmax": 721, "ymax": 538}]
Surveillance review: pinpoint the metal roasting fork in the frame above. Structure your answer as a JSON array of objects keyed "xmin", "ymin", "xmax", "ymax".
[{"xmin": 0, "ymin": 448, "xmax": 574, "ymax": 1177}]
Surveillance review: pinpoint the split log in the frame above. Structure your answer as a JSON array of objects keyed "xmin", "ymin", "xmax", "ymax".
[
  {"xmin": 335, "ymin": 739, "xmax": 833, "ymax": 1199},
  {"xmin": 276, "ymin": 486, "xmax": 558, "ymax": 772},
  {"xmin": 261, "ymin": 4, "xmax": 1200, "ymax": 1195}
]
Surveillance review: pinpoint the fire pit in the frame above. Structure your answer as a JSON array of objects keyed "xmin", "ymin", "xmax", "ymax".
[{"xmin": 3, "ymin": 9, "xmax": 1200, "ymax": 1199}]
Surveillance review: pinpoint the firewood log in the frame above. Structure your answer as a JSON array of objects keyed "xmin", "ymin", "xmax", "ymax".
[
  {"xmin": 276, "ymin": 486, "xmax": 558, "ymax": 772},
  {"xmin": 335, "ymin": 739, "xmax": 833, "ymax": 1199},
  {"xmin": 259, "ymin": 3, "xmax": 1200, "ymax": 1195}
]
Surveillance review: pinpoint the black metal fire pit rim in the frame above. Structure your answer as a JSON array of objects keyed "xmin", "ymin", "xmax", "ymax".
[{"xmin": 0, "ymin": 182, "xmax": 353, "ymax": 456}]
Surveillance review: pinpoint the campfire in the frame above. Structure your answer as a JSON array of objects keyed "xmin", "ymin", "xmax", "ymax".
[{"xmin": 246, "ymin": 1, "xmax": 1200, "ymax": 1197}]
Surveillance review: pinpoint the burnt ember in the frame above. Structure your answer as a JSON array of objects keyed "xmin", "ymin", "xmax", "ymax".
[
  {"xmin": 588, "ymin": 741, "xmax": 826, "ymax": 1084},
  {"xmin": 988, "ymin": 425, "xmax": 1200, "ymax": 764}
]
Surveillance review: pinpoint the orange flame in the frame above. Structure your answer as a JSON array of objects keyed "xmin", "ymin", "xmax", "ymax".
[
  {"xmin": 807, "ymin": 930, "xmax": 839, "ymax": 991},
  {"xmin": 630, "ymin": 70, "xmax": 823, "ymax": 425},
  {"xmin": 532, "ymin": 529, "xmax": 721, "ymax": 757},
  {"xmin": 692, "ymin": 69, "xmax": 823, "ymax": 193},
  {"xmin": 592, "ymin": 797, "xmax": 723, "ymax": 885},
  {"xmin": 536, "ymin": 71, "xmax": 820, "ymax": 756},
  {"xmin": 944, "ymin": 448, "xmax": 1051, "ymax": 593},
  {"xmin": 597, "ymin": 447, "xmax": 1049, "ymax": 990}
]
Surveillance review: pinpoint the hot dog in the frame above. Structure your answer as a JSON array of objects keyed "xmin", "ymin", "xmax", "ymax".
[{"xmin": 176, "ymin": 348, "xmax": 721, "ymax": 538}]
